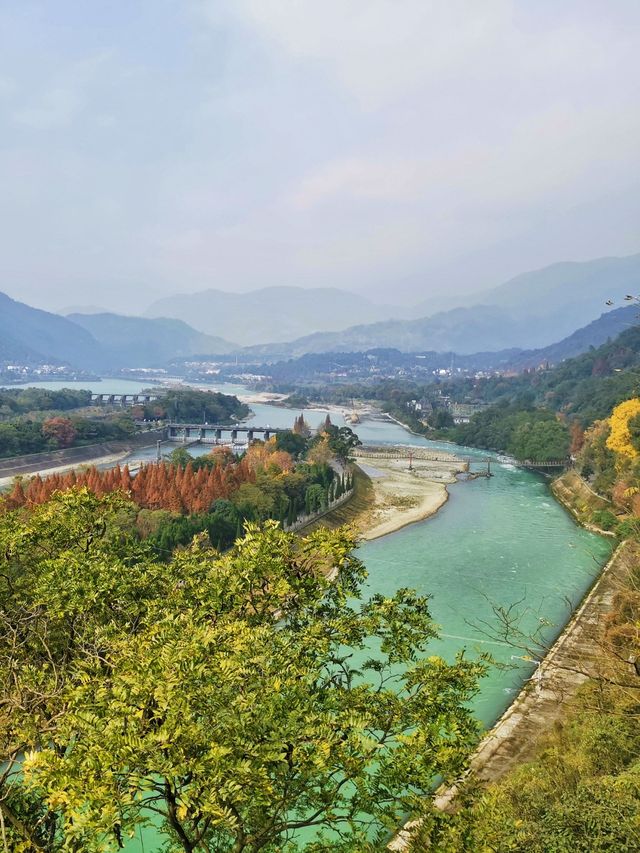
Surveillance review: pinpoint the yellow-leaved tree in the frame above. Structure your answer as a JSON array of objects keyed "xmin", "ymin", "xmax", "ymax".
[{"xmin": 606, "ymin": 398, "xmax": 640, "ymax": 460}]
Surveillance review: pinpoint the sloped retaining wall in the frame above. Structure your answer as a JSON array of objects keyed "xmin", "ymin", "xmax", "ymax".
[
  {"xmin": 284, "ymin": 487, "xmax": 355, "ymax": 533},
  {"xmin": 0, "ymin": 428, "xmax": 165, "ymax": 479}
]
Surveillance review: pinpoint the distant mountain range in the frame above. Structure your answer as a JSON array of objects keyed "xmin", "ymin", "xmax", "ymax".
[
  {"xmin": 67, "ymin": 313, "xmax": 236, "ymax": 366},
  {"xmin": 238, "ymin": 254, "xmax": 640, "ymax": 358},
  {"xmin": 145, "ymin": 286, "xmax": 407, "ymax": 346},
  {"xmin": 0, "ymin": 293, "xmax": 237, "ymax": 371},
  {"xmin": 216, "ymin": 306, "xmax": 639, "ymax": 381},
  {"xmin": 0, "ymin": 291, "xmax": 99, "ymax": 367},
  {"xmin": 508, "ymin": 305, "xmax": 639, "ymax": 370},
  {"xmin": 1, "ymin": 252, "xmax": 638, "ymax": 373}
]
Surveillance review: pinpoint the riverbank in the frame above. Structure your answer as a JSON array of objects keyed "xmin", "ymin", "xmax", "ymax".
[
  {"xmin": 306, "ymin": 450, "xmax": 465, "ymax": 541},
  {"xmin": 390, "ymin": 534, "xmax": 629, "ymax": 849},
  {"xmin": 0, "ymin": 450, "xmax": 132, "ymax": 490},
  {"xmin": 388, "ymin": 467, "xmax": 622, "ymax": 850},
  {"xmin": 552, "ymin": 469, "xmax": 618, "ymax": 536},
  {"xmin": 0, "ymin": 429, "xmax": 166, "ymax": 490}
]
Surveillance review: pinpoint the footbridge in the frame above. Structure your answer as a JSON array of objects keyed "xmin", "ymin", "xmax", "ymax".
[
  {"xmin": 518, "ymin": 459, "xmax": 569, "ymax": 471},
  {"xmin": 353, "ymin": 446, "xmax": 461, "ymax": 463},
  {"xmin": 166, "ymin": 423, "xmax": 284, "ymax": 444}
]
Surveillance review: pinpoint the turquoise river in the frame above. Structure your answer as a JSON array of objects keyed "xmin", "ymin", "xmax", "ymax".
[{"xmin": 9, "ymin": 379, "xmax": 613, "ymax": 849}]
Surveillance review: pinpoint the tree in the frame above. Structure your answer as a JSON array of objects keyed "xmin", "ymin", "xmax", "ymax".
[
  {"xmin": 430, "ymin": 410, "xmax": 454, "ymax": 429},
  {"xmin": 570, "ymin": 421, "xmax": 585, "ymax": 455},
  {"xmin": 509, "ymin": 417, "xmax": 570, "ymax": 462},
  {"xmin": 41, "ymin": 416, "xmax": 77, "ymax": 448},
  {"xmin": 305, "ymin": 435, "xmax": 333, "ymax": 466},
  {"xmin": 1, "ymin": 491, "xmax": 486, "ymax": 852},
  {"xmin": 325, "ymin": 425, "xmax": 362, "ymax": 463},
  {"xmin": 607, "ymin": 398, "xmax": 640, "ymax": 460},
  {"xmin": 292, "ymin": 413, "xmax": 311, "ymax": 438},
  {"xmin": 275, "ymin": 430, "xmax": 308, "ymax": 458}
]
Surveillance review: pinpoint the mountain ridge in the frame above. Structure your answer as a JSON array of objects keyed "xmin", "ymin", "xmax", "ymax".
[
  {"xmin": 145, "ymin": 286, "xmax": 409, "ymax": 345},
  {"xmin": 67, "ymin": 313, "xmax": 237, "ymax": 367},
  {"xmin": 236, "ymin": 253, "xmax": 640, "ymax": 358}
]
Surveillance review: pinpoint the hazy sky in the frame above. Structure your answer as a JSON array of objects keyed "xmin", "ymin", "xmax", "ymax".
[{"xmin": 0, "ymin": 1, "xmax": 639, "ymax": 314}]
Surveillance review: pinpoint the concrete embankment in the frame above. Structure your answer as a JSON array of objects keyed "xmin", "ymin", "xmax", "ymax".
[
  {"xmin": 0, "ymin": 428, "xmax": 165, "ymax": 483},
  {"xmin": 551, "ymin": 469, "xmax": 617, "ymax": 537},
  {"xmin": 391, "ymin": 539, "xmax": 633, "ymax": 849}
]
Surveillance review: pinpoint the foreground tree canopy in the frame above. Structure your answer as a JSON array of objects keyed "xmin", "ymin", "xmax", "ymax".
[{"xmin": 0, "ymin": 489, "xmax": 485, "ymax": 852}]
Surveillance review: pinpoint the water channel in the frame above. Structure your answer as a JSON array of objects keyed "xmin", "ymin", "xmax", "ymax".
[{"xmin": 8, "ymin": 379, "xmax": 613, "ymax": 847}]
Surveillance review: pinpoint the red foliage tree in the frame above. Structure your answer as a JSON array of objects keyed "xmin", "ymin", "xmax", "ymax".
[{"xmin": 42, "ymin": 417, "xmax": 77, "ymax": 448}]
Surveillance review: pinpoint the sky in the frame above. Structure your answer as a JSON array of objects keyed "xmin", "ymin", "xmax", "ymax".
[{"xmin": 0, "ymin": 0, "xmax": 639, "ymax": 314}]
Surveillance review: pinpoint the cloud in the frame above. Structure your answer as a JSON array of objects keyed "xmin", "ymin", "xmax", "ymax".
[
  {"xmin": 0, "ymin": 1, "xmax": 638, "ymax": 311},
  {"xmin": 11, "ymin": 50, "xmax": 115, "ymax": 130},
  {"xmin": 14, "ymin": 86, "xmax": 85, "ymax": 129},
  {"xmin": 209, "ymin": 1, "xmax": 640, "ymax": 110}
]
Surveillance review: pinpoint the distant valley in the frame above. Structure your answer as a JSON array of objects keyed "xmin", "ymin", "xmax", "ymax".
[{"xmin": 1, "ymin": 252, "xmax": 639, "ymax": 377}]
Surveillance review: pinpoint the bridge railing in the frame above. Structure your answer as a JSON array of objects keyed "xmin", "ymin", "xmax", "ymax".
[{"xmin": 518, "ymin": 459, "xmax": 569, "ymax": 469}]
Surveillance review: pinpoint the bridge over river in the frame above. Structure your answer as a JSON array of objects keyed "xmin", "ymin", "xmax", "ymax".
[
  {"xmin": 166, "ymin": 422, "xmax": 284, "ymax": 444},
  {"xmin": 91, "ymin": 392, "xmax": 160, "ymax": 405}
]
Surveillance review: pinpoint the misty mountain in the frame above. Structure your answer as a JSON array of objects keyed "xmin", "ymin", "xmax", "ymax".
[
  {"xmin": 241, "ymin": 254, "xmax": 640, "ymax": 357},
  {"xmin": 509, "ymin": 305, "xmax": 639, "ymax": 370},
  {"xmin": 471, "ymin": 253, "xmax": 640, "ymax": 341},
  {"xmin": 145, "ymin": 286, "xmax": 407, "ymax": 345},
  {"xmin": 0, "ymin": 292, "xmax": 237, "ymax": 372},
  {"xmin": 0, "ymin": 291, "xmax": 100, "ymax": 368},
  {"xmin": 68, "ymin": 313, "xmax": 236, "ymax": 367},
  {"xmin": 238, "ymin": 305, "xmax": 533, "ymax": 359},
  {"xmin": 225, "ymin": 305, "xmax": 638, "ymax": 384}
]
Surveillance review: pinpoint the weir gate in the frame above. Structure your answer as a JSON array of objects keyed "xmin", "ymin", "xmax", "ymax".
[
  {"xmin": 91, "ymin": 393, "xmax": 159, "ymax": 405},
  {"xmin": 165, "ymin": 423, "xmax": 284, "ymax": 444}
]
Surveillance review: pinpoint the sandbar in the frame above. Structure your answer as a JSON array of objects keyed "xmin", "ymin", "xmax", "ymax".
[{"xmin": 354, "ymin": 455, "xmax": 465, "ymax": 541}]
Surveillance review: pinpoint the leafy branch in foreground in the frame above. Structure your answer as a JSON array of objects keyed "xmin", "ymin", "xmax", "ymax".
[{"xmin": 1, "ymin": 489, "xmax": 485, "ymax": 852}]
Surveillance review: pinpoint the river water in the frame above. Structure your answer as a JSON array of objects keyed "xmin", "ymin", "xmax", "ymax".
[{"xmin": 6, "ymin": 379, "xmax": 612, "ymax": 848}]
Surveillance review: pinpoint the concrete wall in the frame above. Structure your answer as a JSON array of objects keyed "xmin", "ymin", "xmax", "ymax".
[{"xmin": 0, "ymin": 428, "xmax": 165, "ymax": 479}]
